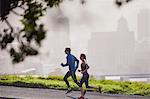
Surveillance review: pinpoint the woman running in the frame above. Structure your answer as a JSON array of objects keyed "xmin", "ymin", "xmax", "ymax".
[{"xmin": 78, "ymin": 54, "xmax": 101, "ymax": 99}]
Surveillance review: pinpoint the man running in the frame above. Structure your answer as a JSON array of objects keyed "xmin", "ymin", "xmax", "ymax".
[{"xmin": 61, "ymin": 48, "xmax": 80, "ymax": 94}]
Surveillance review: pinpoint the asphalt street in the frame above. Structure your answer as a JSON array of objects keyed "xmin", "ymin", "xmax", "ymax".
[{"xmin": 0, "ymin": 86, "xmax": 149, "ymax": 99}]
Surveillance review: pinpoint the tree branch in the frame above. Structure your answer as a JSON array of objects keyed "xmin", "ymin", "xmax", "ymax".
[
  {"xmin": 11, "ymin": 10, "xmax": 23, "ymax": 16},
  {"xmin": 5, "ymin": 19, "xmax": 13, "ymax": 33},
  {"xmin": 19, "ymin": 6, "xmax": 26, "ymax": 10}
]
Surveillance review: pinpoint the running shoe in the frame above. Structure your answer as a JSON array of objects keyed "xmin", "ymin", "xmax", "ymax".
[
  {"xmin": 78, "ymin": 96, "xmax": 84, "ymax": 99},
  {"xmin": 65, "ymin": 88, "xmax": 72, "ymax": 94}
]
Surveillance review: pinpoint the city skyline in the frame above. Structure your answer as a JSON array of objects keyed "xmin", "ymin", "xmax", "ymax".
[{"xmin": 88, "ymin": 10, "xmax": 150, "ymax": 75}]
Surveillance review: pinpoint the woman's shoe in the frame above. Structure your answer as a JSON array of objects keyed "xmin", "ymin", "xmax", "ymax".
[{"xmin": 78, "ymin": 96, "xmax": 84, "ymax": 99}]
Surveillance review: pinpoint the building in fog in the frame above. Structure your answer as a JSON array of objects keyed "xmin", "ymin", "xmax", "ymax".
[
  {"xmin": 137, "ymin": 9, "xmax": 150, "ymax": 41},
  {"xmin": 88, "ymin": 9, "xmax": 150, "ymax": 76},
  {"xmin": 88, "ymin": 17, "xmax": 135, "ymax": 75},
  {"xmin": 48, "ymin": 8, "xmax": 71, "ymax": 64},
  {"xmin": 133, "ymin": 9, "xmax": 150, "ymax": 74},
  {"xmin": 40, "ymin": 8, "xmax": 71, "ymax": 76}
]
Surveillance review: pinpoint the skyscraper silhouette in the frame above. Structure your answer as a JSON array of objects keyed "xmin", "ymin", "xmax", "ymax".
[
  {"xmin": 137, "ymin": 9, "xmax": 150, "ymax": 41},
  {"xmin": 88, "ymin": 17, "xmax": 135, "ymax": 75}
]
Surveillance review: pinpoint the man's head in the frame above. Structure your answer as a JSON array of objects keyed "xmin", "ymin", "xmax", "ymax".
[{"xmin": 65, "ymin": 48, "xmax": 71, "ymax": 54}]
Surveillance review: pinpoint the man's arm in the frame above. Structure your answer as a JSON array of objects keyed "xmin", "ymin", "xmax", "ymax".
[
  {"xmin": 75, "ymin": 57, "xmax": 79, "ymax": 70},
  {"xmin": 61, "ymin": 56, "xmax": 69, "ymax": 67}
]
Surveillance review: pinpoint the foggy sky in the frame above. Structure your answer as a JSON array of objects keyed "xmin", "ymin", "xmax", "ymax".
[{"xmin": 0, "ymin": 0, "xmax": 150, "ymax": 76}]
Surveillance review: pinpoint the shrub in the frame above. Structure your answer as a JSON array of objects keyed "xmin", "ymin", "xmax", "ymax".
[{"xmin": 0, "ymin": 75, "xmax": 150, "ymax": 96}]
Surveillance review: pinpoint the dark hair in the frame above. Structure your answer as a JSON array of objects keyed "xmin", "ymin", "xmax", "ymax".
[
  {"xmin": 80, "ymin": 53, "xmax": 86, "ymax": 60},
  {"xmin": 65, "ymin": 48, "xmax": 71, "ymax": 53}
]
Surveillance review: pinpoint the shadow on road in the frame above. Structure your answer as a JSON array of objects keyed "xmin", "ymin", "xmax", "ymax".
[
  {"xmin": 67, "ymin": 95, "xmax": 88, "ymax": 99},
  {"xmin": 0, "ymin": 97, "xmax": 20, "ymax": 99},
  {"xmin": 67, "ymin": 95, "xmax": 77, "ymax": 99}
]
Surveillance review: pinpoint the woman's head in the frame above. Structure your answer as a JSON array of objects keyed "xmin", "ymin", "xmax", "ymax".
[{"xmin": 80, "ymin": 53, "xmax": 86, "ymax": 61}]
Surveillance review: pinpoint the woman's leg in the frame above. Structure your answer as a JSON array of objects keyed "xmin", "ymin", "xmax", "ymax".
[
  {"xmin": 85, "ymin": 75, "xmax": 101, "ymax": 93},
  {"xmin": 80, "ymin": 76, "xmax": 85, "ymax": 97},
  {"xmin": 85, "ymin": 75, "xmax": 97, "ymax": 89},
  {"xmin": 85, "ymin": 74, "xmax": 91, "ymax": 88}
]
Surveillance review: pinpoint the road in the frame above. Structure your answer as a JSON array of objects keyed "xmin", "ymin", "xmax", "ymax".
[{"xmin": 0, "ymin": 86, "xmax": 149, "ymax": 99}]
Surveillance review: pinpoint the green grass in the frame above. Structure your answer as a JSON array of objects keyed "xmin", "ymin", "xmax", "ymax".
[{"xmin": 0, "ymin": 75, "xmax": 150, "ymax": 96}]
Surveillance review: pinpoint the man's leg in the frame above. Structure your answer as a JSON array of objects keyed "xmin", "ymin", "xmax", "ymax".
[
  {"xmin": 64, "ymin": 71, "xmax": 71, "ymax": 88},
  {"xmin": 71, "ymin": 71, "xmax": 80, "ymax": 86},
  {"xmin": 64, "ymin": 71, "xmax": 72, "ymax": 94}
]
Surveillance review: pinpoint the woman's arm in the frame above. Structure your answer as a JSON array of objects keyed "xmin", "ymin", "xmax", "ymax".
[{"xmin": 81, "ymin": 64, "xmax": 89, "ymax": 74}]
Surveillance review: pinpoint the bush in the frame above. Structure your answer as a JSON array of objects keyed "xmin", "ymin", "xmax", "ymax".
[{"xmin": 0, "ymin": 75, "xmax": 150, "ymax": 96}]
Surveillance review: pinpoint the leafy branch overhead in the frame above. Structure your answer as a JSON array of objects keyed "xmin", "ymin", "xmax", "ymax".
[
  {"xmin": 0, "ymin": 0, "xmax": 133, "ymax": 64},
  {"xmin": 0, "ymin": 0, "xmax": 63, "ymax": 63}
]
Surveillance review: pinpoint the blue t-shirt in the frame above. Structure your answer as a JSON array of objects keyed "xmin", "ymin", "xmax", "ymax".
[{"xmin": 66, "ymin": 54, "xmax": 79, "ymax": 71}]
